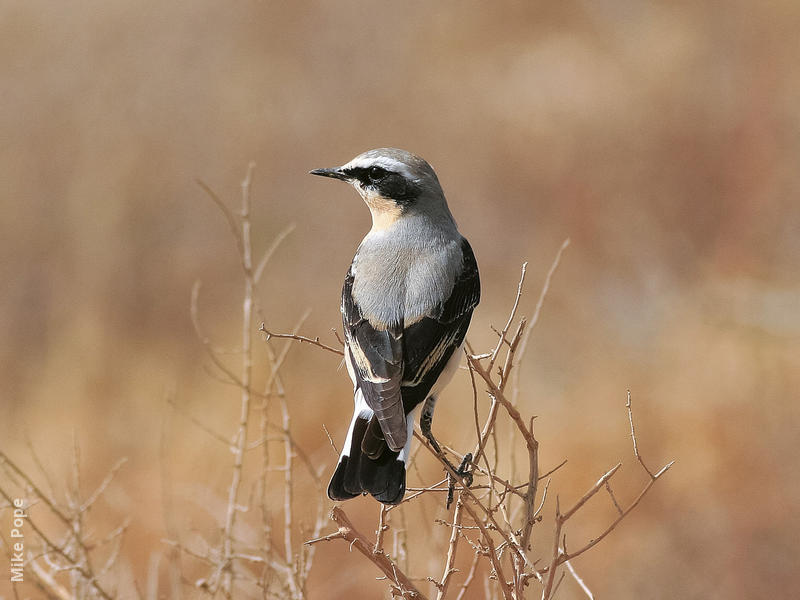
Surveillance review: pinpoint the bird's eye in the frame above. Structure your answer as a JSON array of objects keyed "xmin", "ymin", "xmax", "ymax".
[{"xmin": 368, "ymin": 166, "xmax": 387, "ymax": 182}]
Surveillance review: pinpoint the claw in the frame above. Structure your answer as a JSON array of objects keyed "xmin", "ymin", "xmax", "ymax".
[{"xmin": 446, "ymin": 452, "xmax": 474, "ymax": 509}]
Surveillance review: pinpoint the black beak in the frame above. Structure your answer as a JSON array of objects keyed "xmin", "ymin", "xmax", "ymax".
[{"xmin": 309, "ymin": 167, "xmax": 349, "ymax": 181}]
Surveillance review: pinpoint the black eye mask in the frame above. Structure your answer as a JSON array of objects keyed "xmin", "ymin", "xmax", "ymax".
[{"xmin": 347, "ymin": 167, "xmax": 420, "ymax": 205}]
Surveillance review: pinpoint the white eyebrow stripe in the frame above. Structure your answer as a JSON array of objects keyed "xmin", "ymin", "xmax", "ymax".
[{"xmin": 343, "ymin": 156, "xmax": 414, "ymax": 180}]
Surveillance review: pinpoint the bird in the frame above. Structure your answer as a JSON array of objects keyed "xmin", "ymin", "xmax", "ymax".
[{"xmin": 310, "ymin": 148, "xmax": 480, "ymax": 505}]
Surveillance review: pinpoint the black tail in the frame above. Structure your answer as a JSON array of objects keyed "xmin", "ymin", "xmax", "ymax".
[{"xmin": 327, "ymin": 416, "xmax": 406, "ymax": 505}]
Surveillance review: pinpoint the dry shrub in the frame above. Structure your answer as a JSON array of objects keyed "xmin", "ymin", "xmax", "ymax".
[{"xmin": 1, "ymin": 166, "xmax": 671, "ymax": 599}]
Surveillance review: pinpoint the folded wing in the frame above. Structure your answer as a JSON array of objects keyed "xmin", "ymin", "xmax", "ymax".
[
  {"xmin": 401, "ymin": 237, "xmax": 481, "ymax": 409},
  {"xmin": 342, "ymin": 269, "xmax": 406, "ymax": 454}
]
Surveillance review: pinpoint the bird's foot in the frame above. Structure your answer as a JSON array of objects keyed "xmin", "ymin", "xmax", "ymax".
[{"xmin": 446, "ymin": 452, "xmax": 474, "ymax": 509}]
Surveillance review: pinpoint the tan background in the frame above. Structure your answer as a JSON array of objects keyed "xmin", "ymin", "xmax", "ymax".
[{"xmin": 2, "ymin": 1, "xmax": 799, "ymax": 598}]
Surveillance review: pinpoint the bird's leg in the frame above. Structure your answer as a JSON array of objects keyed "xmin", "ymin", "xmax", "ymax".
[
  {"xmin": 420, "ymin": 396, "xmax": 444, "ymax": 454},
  {"xmin": 420, "ymin": 397, "xmax": 473, "ymax": 508}
]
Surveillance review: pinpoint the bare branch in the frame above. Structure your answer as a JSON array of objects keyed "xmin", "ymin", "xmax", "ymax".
[
  {"xmin": 415, "ymin": 433, "xmax": 517, "ymax": 599},
  {"xmin": 454, "ymin": 552, "xmax": 481, "ymax": 600},
  {"xmin": 374, "ymin": 505, "xmax": 390, "ymax": 555},
  {"xmin": 565, "ymin": 560, "xmax": 593, "ymax": 599},
  {"xmin": 167, "ymin": 395, "xmax": 231, "ymax": 447},
  {"xmin": 312, "ymin": 507, "xmax": 429, "ymax": 599},
  {"xmin": 217, "ymin": 163, "xmax": 257, "ymax": 597},
  {"xmin": 604, "ymin": 481, "xmax": 624, "ymax": 516},
  {"xmin": 279, "ymin": 391, "xmax": 298, "ymax": 597},
  {"xmin": 331, "ymin": 327, "xmax": 346, "ymax": 347},
  {"xmin": 511, "ymin": 239, "xmax": 569, "ymax": 404},
  {"xmin": 560, "ymin": 463, "xmax": 622, "ymax": 522},
  {"xmin": 558, "ymin": 459, "xmax": 673, "ymax": 564},
  {"xmin": 435, "ymin": 496, "xmax": 463, "ymax": 600},
  {"xmin": 195, "ymin": 178, "xmax": 246, "ymax": 263},
  {"xmin": 322, "ymin": 424, "xmax": 340, "ymax": 456},
  {"xmin": 538, "ymin": 459, "xmax": 568, "ymax": 481},
  {"xmin": 191, "ymin": 280, "xmax": 248, "ymax": 389},
  {"xmin": 541, "ymin": 496, "xmax": 563, "ymax": 600},
  {"xmin": 626, "ymin": 389, "xmax": 655, "ymax": 479},
  {"xmin": 487, "ymin": 262, "xmax": 528, "ymax": 373},
  {"xmin": 80, "ymin": 457, "xmax": 128, "ymax": 512},
  {"xmin": 0, "ymin": 451, "xmax": 72, "ymax": 527},
  {"xmin": 29, "ymin": 559, "xmax": 72, "ymax": 600},
  {"xmin": 254, "ymin": 223, "xmax": 296, "ymax": 284},
  {"xmin": 527, "ymin": 240, "xmax": 569, "ymax": 340},
  {"xmin": 259, "ymin": 322, "xmax": 345, "ymax": 357}
]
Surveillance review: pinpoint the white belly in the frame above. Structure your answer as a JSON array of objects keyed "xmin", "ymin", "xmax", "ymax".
[{"xmin": 427, "ymin": 341, "xmax": 463, "ymax": 399}]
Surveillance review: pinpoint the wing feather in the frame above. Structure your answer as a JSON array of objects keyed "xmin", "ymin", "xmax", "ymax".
[
  {"xmin": 401, "ymin": 238, "xmax": 480, "ymax": 409},
  {"xmin": 342, "ymin": 269, "xmax": 407, "ymax": 451}
]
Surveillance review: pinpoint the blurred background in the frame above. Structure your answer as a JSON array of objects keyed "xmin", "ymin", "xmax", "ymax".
[{"xmin": 2, "ymin": 1, "xmax": 799, "ymax": 598}]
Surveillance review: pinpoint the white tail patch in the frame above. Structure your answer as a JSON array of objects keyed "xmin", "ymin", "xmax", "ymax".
[
  {"xmin": 340, "ymin": 388, "xmax": 373, "ymax": 462},
  {"xmin": 397, "ymin": 406, "xmax": 419, "ymax": 467}
]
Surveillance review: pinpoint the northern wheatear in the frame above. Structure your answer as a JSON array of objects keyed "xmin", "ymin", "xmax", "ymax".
[{"xmin": 310, "ymin": 148, "xmax": 480, "ymax": 505}]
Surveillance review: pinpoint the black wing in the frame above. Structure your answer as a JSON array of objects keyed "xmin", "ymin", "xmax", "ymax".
[
  {"xmin": 401, "ymin": 237, "xmax": 481, "ymax": 411},
  {"xmin": 342, "ymin": 269, "xmax": 407, "ymax": 453}
]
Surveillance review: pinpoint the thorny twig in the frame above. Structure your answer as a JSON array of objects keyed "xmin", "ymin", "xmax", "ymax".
[
  {"xmin": 435, "ymin": 497, "xmax": 463, "ymax": 600},
  {"xmin": 258, "ymin": 323, "xmax": 344, "ymax": 357},
  {"xmin": 539, "ymin": 393, "xmax": 673, "ymax": 600},
  {"xmin": 306, "ymin": 507, "xmax": 428, "ymax": 599}
]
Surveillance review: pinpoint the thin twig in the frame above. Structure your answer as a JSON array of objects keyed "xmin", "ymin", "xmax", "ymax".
[
  {"xmin": 259, "ymin": 323, "xmax": 344, "ymax": 357},
  {"xmin": 167, "ymin": 396, "xmax": 230, "ymax": 446},
  {"xmin": 511, "ymin": 239, "xmax": 569, "ymax": 406},
  {"xmin": 560, "ymin": 463, "xmax": 622, "ymax": 522},
  {"xmin": 279, "ymin": 390, "xmax": 299, "ymax": 598},
  {"xmin": 436, "ymin": 496, "xmax": 463, "ymax": 600},
  {"xmin": 254, "ymin": 223, "xmax": 296, "ymax": 284},
  {"xmin": 219, "ymin": 162, "xmax": 256, "ymax": 597},
  {"xmin": 627, "ymin": 389, "xmax": 654, "ymax": 478},
  {"xmin": 191, "ymin": 280, "xmax": 247, "ymax": 390},
  {"xmin": 374, "ymin": 505, "xmax": 390, "ymax": 555},
  {"xmin": 558, "ymin": 461, "xmax": 673, "ymax": 564},
  {"xmin": 541, "ymin": 496, "xmax": 563, "ymax": 600},
  {"xmin": 195, "ymin": 178, "xmax": 245, "ymax": 269},
  {"xmin": 605, "ymin": 481, "xmax": 624, "ymax": 516},
  {"xmin": 564, "ymin": 560, "xmax": 593, "ymax": 599},
  {"xmin": 538, "ymin": 460, "xmax": 568, "ymax": 481},
  {"xmin": 29, "ymin": 559, "xmax": 72, "ymax": 600},
  {"xmin": 312, "ymin": 507, "xmax": 428, "ymax": 599},
  {"xmin": 79, "ymin": 458, "xmax": 128, "ymax": 512},
  {"xmin": 454, "ymin": 552, "xmax": 481, "ymax": 600},
  {"xmin": 322, "ymin": 424, "xmax": 340, "ymax": 456},
  {"xmin": 415, "ymin": 433, "xmax": 519, "ymax": 599},
  {"xmin": 487, "ymin": 262, "xmax": 528, "ymax": 373},
  {"xmin": 0, "ymin": 452, "xmax": 72, "ymax": 528},
  {"xmin": 526, "ymin": 240, "xmax": 569, "ymax": 340}
]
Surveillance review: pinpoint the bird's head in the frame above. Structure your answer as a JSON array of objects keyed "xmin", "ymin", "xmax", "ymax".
[{"xmin": 310, "ymin": 148, "xmax": 450, "ymax": 231}]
